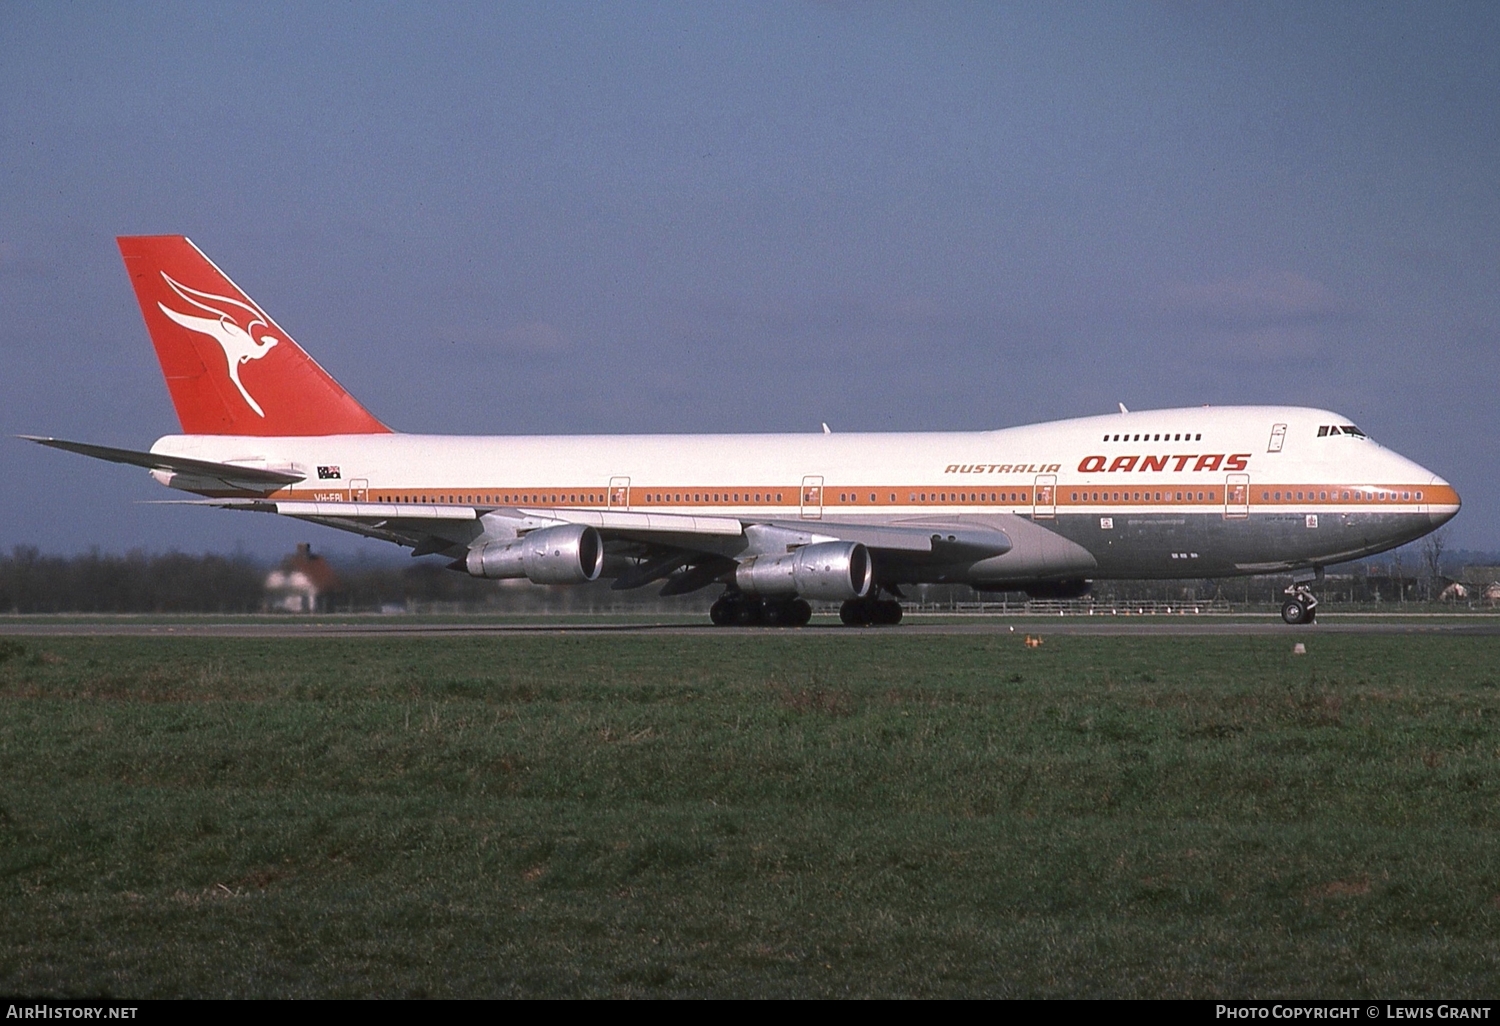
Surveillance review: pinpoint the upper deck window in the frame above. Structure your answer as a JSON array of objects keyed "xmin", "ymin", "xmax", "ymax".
[{"xmin": 1104, "ymin": 431, "xmax": 1201, "ymax": 442}]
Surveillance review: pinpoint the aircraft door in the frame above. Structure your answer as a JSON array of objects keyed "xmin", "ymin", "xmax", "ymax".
[
  {"xmin": 349, "ymin": 478, "xmax": 368, "ymax": 502},
  {"xmin": 1224, "ymin": 474, "xmax": 1249, "ymax": 519},
  {"xmin": 800, "ymin": 476, "xmax": 824, "ymax": 520},
  {"xmin": 1033, "ymin": 474, "xmax": 1056, "ymax": 519},
  {"xmin": 1268, "ymin": 424, "xmax": 1287, "ymax": 452},
  {"xmin": 608, "ymin": 476, "xmax": 631, "ymax": 510}
]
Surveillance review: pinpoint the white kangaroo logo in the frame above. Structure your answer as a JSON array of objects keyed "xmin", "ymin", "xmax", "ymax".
[{"xmin": 157, "ymin": 273, "xmax": 279, "ymax": 417}]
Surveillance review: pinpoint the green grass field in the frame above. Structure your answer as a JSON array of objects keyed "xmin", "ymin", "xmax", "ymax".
[{"xmin": 1, "ymin": 631, "xmax": 1497, "ymax": 997}]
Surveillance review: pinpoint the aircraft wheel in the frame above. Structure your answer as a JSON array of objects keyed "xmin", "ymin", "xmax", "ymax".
[
  {"xmin": 709, "ymin": 597, "xmax": 736, "ymax": 626},
  {"xmin": 763, "ymin": 599, "xmax": 812, "ymax": 627},
  {"xmin": 733, "ymin": 597, "xmax": 764, "ymax": 627},
  {"xmin": 1281, "ymin": 599, "xmax": 1310, "ymax": 625},
  {"xmin": 875, "ymin": 599, "xmax": 904, "ymax": 626},
  {"xmin": 840, "ymin": 599, "xmax": 871, "ymax": 626},
  {"xmin": 767, "ymin": 600, "xmax": 806, "ymax": 626}
]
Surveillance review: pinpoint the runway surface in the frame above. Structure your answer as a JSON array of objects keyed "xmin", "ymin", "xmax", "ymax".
[{"xmin": 3, "ymin": 615, "xmax": 1498, "ymax": 638}]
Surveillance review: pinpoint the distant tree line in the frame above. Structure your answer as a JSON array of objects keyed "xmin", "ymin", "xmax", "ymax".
[
  {"xmin": 0, "ymin": 546, "xmax": 704, "ymax": 614},
  {"xmin": 0, "ymin": 547, "xmax": 265, "ymax": 613},
  {"xmin": 0, "ymin": 538, "xmax": 1491, "ymax": 615}
]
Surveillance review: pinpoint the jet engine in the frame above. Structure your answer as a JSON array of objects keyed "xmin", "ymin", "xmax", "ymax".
[
  {"xmin": 465, "ymin": 524, "xmax": 604, "ymax": 584},
  {"xmin": 735, "ymin": 541, "xmax": 873, "ymax": 601}
]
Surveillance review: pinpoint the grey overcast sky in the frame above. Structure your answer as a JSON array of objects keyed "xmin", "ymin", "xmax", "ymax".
[{"xmin": 2, "ymin": 2, "xmax": 1496, "ymax": 556}]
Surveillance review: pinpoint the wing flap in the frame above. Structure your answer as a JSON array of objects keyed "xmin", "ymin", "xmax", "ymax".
[
  {"xmin": 533, "ymin": 507, "xmax": 744, "ymax": 536},
  {"xmin": 763, "ymin": 519, "xmax": 1012, "ymax": 557}
]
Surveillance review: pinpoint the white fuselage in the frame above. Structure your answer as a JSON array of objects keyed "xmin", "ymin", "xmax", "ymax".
[
  {"xmin": 150, "ymin": 405, "xmax": 1452, "ymax": 517},
  {"xmin": 149, "ymin": 404, "xmax": 1457, "ymax": 583}
]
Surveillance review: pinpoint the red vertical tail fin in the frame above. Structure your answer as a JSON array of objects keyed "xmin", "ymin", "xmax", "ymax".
[{"xmin": 117, "ymin": 236, "xmax": 392, "ymax": 436}]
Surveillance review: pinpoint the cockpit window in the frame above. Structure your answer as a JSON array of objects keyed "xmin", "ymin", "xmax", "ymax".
[{"xmin": 1318, "ymin": 424, "xmax": 1368, "ymax": 438}]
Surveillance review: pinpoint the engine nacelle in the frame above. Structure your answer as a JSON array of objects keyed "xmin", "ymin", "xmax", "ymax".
[
  {"xmin": 465, "ymin": 524, "xmax": 604, "ymax": 584},
  {"xmin": 735, "ymin": 541, "xmax": 873, "ymax": 601}
]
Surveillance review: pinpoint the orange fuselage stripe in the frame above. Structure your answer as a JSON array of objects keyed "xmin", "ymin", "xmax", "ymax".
[{"xmin": 266, "ymin": 482, "xmax": 1459, "ymax": 510}]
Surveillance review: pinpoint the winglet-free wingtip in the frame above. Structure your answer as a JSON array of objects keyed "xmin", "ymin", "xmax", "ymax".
[{"xmin": 20, "ymin": 434, "xmax": 69, "ymax": 451}]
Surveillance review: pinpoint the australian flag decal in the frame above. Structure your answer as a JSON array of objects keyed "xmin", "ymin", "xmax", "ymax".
[{"xmin": 317, "ymin": 466, "xmax": 342, "ymax": 480}]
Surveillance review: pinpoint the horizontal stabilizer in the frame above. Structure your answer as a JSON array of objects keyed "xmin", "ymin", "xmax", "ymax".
[{"xmin": 21, "ymin": 436, "xmax": 305, "ymax": 487}]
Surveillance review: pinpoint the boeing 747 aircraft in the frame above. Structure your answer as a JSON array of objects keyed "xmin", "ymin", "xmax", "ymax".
[{"xmin": 27, "ymin": 236, "xmax": 1460, "ymax": 626}]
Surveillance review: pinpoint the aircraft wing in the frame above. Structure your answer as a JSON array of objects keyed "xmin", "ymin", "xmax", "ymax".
[
  {"xmin": 163, "ymin": 498, "xmax": 1012, "ymax": 584},
  {"xmin": 175, "ymin": 498, "xmax": 1007, "ymax": 553},
  {"xmin": 481, "ymin": 506, "xmax": 1009, "ymax": 557},
  {"xmin": 757, "ymin": 519, "xmax": 1012, "ymax": 558}
]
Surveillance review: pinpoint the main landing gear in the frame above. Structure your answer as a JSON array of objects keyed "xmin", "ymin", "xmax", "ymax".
[
  {"xmin": 1280, "ymin": 568, "xmax": 1322, "ymax": 625},
  {"xmin": 838, "ymin": 597, "xmax": 904, "ymax": 626},
  {"xmin": 707, "ymin": 592, "xmax": 907, "ymax": 627},
  {"xmin": 709, "ymin": 594, "xmax": 813, "ymax": 628}
]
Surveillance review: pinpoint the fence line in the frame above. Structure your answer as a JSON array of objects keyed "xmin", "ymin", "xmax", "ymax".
[{"xmin": 902, "ymin": 598, "xmax": 1235, "ymax": 616}]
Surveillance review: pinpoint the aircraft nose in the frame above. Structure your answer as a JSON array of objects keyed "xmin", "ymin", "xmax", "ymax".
[{"xmin": 1428, "ymin": 473, "xmax": 1460, "ymax": 529}]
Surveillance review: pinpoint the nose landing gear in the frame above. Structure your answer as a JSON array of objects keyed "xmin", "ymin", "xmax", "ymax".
[{"xmin": 1280, "ymin": 568, "xmax": 1322, "ymax": 625}]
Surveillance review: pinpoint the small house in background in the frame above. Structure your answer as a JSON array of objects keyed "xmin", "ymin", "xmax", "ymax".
[
  {"xmin": 1456, "ymin": 566, "xmax": 1500, "ymax": 606},
  {"xmin": 264, "ymin": 543, "xmax": 341, "ymax": 613}
]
